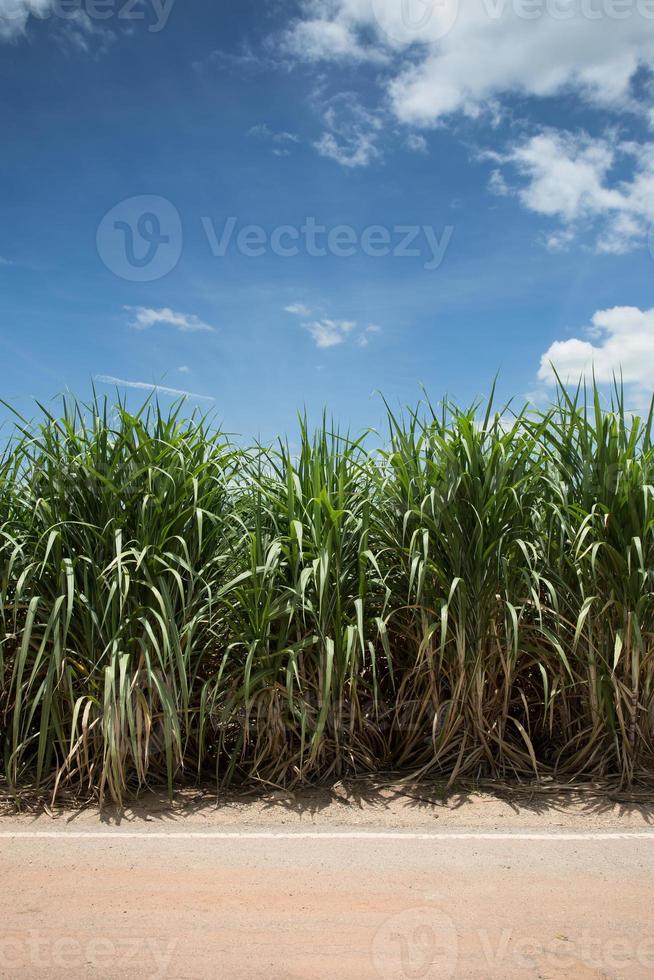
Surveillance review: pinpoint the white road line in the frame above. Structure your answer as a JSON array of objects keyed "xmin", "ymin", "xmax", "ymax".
[{"xmin": 0, "ymin": 831, "xmax": 652, "ymax": 841}]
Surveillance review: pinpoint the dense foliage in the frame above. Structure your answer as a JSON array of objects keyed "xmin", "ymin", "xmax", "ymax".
[{"xmin": 1, "ymin": 384, "xmax": 653, "ymax": 802}]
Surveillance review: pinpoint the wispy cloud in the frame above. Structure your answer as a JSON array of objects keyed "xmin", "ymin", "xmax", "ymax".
[
  {"xmin": 125, "ymin": 306, "xmax": 216, "ymax": 333},
  {"xmin": 250, "ymin": 123, "xmax": 300, "ymax": 157},
  {"xmin": 178, "ymin": 365, "xmax": 191, "ymax": 374},
  {"xmin": 1, "ymin": 0, "xmax": 55, "ymax": 41},
  {"xmin": 0, "ymin": 0, "xmax": 116, "ymax": 51},
  {"xmin": 356, "ymin": 324, "xmax": 382, "ymax": 348},
  {"xmin": 95, "ymin": 375, "xmax": 214, "ymax": 402},
  {"xmin": 305, "ymin": 319, "xmax": 356, "ymax": 349},
  {"xmin": 285, "ymin": 302, "xmax": 312, "ymax": 316},
  {"xmin": 406, "ymin": 133, "xmax": 427, "ymax": 154},
  {"xmin": 55, "ymin": 8, "xmax": 115, "ymax": 55},
  {"xmin": 314, "ymin": 131, "xmax": 379, "ymax": 168},
  {"xmin": 0, "ymin": 256, "xmax": 11, "ymax": 266},
  {"xmin": 194, "ymin": 43, "xmax": 279, "ymax": 76},
  {"xmin": 313, "ymin": 93, "xmax": 383, "ymax": 169}
]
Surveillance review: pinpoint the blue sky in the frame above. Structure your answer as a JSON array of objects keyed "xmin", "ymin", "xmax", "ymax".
[{"xmin": 2, "ymin": 0, "xmax": 654, "ymax": 439}]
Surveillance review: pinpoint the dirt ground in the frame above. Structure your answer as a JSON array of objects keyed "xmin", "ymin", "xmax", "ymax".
[
  {"xmin": 3, "ymin": 777, "xmax": 653, "ymax": 830},
  {"xmin": 1, "ymin": 782, "xmax": 653, "ymax": 979}
]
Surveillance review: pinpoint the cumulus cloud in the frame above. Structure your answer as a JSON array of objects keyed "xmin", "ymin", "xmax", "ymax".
[
  {"xmin": 537, "ymin": 306, "xmax": 654, "ymax": 402},
  {"xmin": 488, "ymin": 131, "xmax": 654, "ymax": 252},
  {"xmin": 279, "ymin": 0, "xmax": 654, "ymax": 129},
  {"xmin": 305, "ymin": 318, "xmax": 356, "ymax": 348},
  {"xmin": 126, "ymin": 306, "xmax": 216, "ymax": 333},
  {"xmin": 94, "ymin": 375, "xmax": 214, "ymax": 402}
]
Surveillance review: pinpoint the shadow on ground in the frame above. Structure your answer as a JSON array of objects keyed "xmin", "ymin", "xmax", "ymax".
[{"xmin": 1, "ymin": 774, "xmax": 652, "ymax": 826}]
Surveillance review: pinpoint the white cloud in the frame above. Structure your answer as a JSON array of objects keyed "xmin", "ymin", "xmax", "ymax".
[
  {"xmin": 287, "ymin": 305, "xmax": 379, "ymax": 350},
  {"xmin": 542, "ymin": 227, "xmax": 576, "ymax": 251},
  {"xmin": 250, "ymin": 124, "xmax": 300, "ymax": 157},
  {"xmin": 508, "ymin": 133, "xmax": 621, "ymax": 220},
  {"xmin": 178, "ymin": 365, "xmax": 191, "ymax": 374},
  {"xmin": 489, "ymin": 131, "xmax": 654, "ymax": 252},
  {"xmin": 56, "ymin": 8, "xmax": 115, "ymax": 53},
  {"xmin": 0, "ymin": 0, "xmax": 114, "ymax": 47},
  {"xmin": 285, "ymin": 302, "xmax": 312, "ymax": 315},
  {"xmin": 488, "ymin": 168, "xmax": 509, "ymax": 196},
  {"xmin": 406, "ymin": 133, "xmax": 428, "ymax": 154},
  {"xmin": 95, "ymin": 375, "xmax": 214, "ymax": 402},
  {"xmin": 537, "ymin": 306, "xmax": 654, "ymax": 402},
  {"xmin": 250, "ymin": 123, "xmax": 299, "ymax": 143},
  {"xmin": 357, "ymin": 323, "xmax": 382, "ymax": 347},
  {"xmin": 314, "ymin": 130, "xmax": 379, "ymax": 167},
  {"xmin": 280, "ymin": 12, "xmax": 388, "ymax": 64},
  {"xmin": 0, "ymin": 0, "xmax": 53, "ymax": 41},
  {"xmin": 196, "ymin": 43, "xmax": 278, "ymax": 75},
  {"xmin": 305, "ymin": 318, "xmax": 356, "ymax": 348},
  {"xmin": 295, "ymin": 308, "xmax": 379, "ymax": 349},
  {"xmin": 312, "ymin": 92, "xmax": 384, "ymax": 168},
  {"xmin": 279, "ymin": 0, "xmax": 654, "ymax": 131},
  {"xmin": 126, "ymin": 306, "xmax": 216, "ymax": 333}
]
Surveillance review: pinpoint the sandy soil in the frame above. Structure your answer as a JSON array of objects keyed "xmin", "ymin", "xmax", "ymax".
[{"xmin": 1, "ymin": 784, "xmax": 653, "ymax": 979}]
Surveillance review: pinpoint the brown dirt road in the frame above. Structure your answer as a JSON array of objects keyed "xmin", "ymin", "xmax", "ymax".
[{"xmin": 1, "ymin": 786, "xmax": 653, "ymax": 979}]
